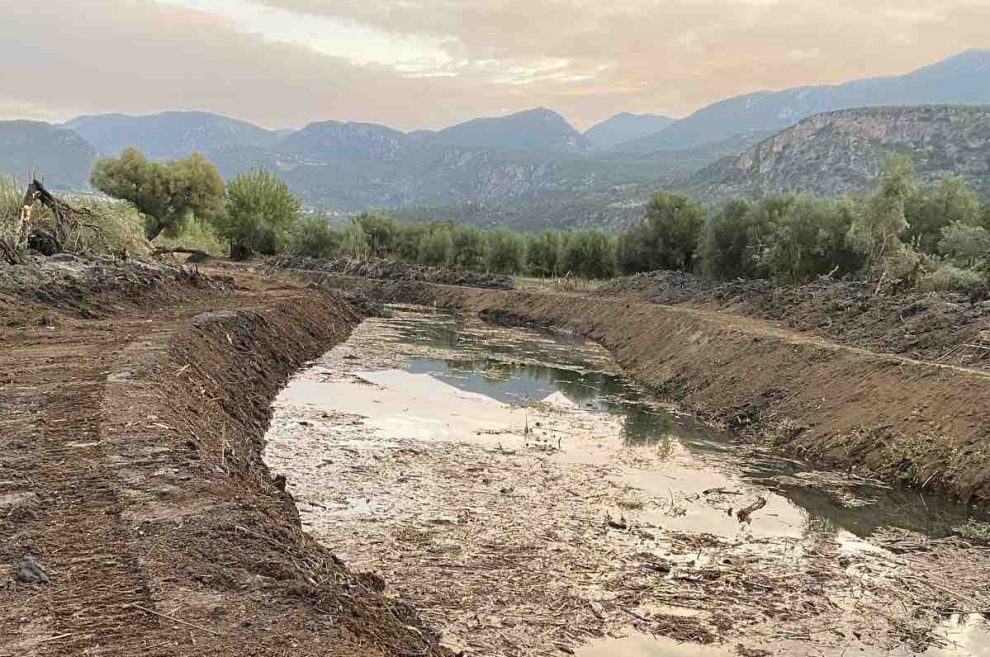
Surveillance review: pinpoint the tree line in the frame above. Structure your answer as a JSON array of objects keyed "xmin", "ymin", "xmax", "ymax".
[{"xmin": 89, "ymin": 148, "xmax": 990, "ymax": 291}]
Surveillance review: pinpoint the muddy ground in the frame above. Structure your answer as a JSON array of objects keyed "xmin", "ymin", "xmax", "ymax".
[
  {"xmin": 0, "ymin": 257, "xmax": 446, "ymax": 656},
  {"xmin": 264, "ymin": 305, "xmax": 990, "ymax": 657},
  {"xmin": 291, "ymin": 272, "xmax": 990, "ymax": 504}
]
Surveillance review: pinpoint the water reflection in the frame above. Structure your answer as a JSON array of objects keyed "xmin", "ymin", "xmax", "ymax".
[{"xmin": 395, "ymin": 313, "xmax": 987, "ymax": 541}]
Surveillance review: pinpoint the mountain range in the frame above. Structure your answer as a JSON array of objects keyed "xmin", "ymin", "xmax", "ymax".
[{"xmin": 1, "ymin": 49, "xmax": 988, "ymax": 229}]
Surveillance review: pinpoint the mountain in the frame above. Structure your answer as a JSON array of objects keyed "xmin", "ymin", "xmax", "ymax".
[
  {"xmin": 429, "ymin": 107, "xmax": 589, "ymax": 154},
  {"xmin": 583, "ymin": 112, "xmax": 676, "ymax": 149},
  {"xmin": 618, "ymin": 50, "xmax": 990, "ymax": 152},
  {"xmin": 0, "ymin": 121, "xmax": 96, "ymax": 189},
  {"xmin": 65, "ymin": 111, "xmax": 282, "ymax": 159},
  {"xmin": 687, "ymin": 105, "xmax": 990, "ymax": 200},
  {"xmin": 278, "ymin": 121, "xmax": 407, "ymax": 162}
]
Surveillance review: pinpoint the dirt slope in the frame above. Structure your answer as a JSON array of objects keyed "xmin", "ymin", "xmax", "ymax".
[
  {"xmin": 298, "ymin": 272, "xmax": 990, "ymax": 503},
  {"xmin": 0, "ymin": 261, "xmax": 447, "ymax": 656}
]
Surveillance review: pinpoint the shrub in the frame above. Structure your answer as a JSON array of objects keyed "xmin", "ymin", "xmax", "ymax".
[
  {"xmin": 618, "ymin": 191, "xmax": 705, "ymax": 274},
  {"xmin": 918, "ymin": 263, "xmax": 985, "ymax": 293},
  {"xmin": 289, "ymin": 214, "xmax": 340, "ymax": 258},
  {"xmin": 219, "ymin": 169, "xmax": 301, "ymax": 258}
]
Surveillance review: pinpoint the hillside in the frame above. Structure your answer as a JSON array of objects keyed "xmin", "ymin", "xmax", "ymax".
[
  {"xmin": 0, "ymin": 121, "xmax": 96, "ymax": 188},
  {"xmin": 65, "ymin": 111, "xmax": 283, "ymax": 159},
  {"xmin": 688, "ymin": 105, "xmax": 990, "ymax": 200},
  {"xmin": 427, "ymin": 107, "xmax": 589, "ymax": 153},
  {"xmin": 618, "ymin": 49, "xmax": 990, "ymax": 152},
  {"xmin": 583, "ymin": 113, "xmax": 676, "ymax": 149}
]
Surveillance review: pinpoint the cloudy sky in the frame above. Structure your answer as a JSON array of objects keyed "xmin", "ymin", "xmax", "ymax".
[{"xmin": 2, "ymin": 0, "xmax": 988, "ymax": 130}]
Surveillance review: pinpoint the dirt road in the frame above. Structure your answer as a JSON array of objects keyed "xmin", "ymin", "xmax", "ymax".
[{"xmin": 0, "ymin": 261, "xmax": 446, "ymax": 656}]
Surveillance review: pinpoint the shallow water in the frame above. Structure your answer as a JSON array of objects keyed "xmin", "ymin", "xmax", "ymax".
[{"xmin": 265, "ymin": 305, "xmax": 990, "ymax": 657}]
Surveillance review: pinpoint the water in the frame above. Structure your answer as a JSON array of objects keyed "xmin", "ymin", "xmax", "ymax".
[{"xmin": 264, "ymin": 305, "xmax": 990, "ymax": 657}]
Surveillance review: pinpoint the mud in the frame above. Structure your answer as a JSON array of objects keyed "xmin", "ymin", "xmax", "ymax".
[
  {"xmin": 0, "ymin": 259, "xmax": 447, "ymax": 656},
  {"xmin": 265, "ymin": 306, "xmax": 990, "ymax": 657},
  {"xmin": 288, "ymin": 272, "xmax": 990, "ymax": 504},
  {"xmin": 596, "ymin": 271, "xmax": 990, "ymax": 371}
]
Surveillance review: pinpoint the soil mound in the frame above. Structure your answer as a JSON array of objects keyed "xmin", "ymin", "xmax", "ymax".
[{"xmin": 598, "ymin": 271, "xmax": 990, "ymax": 369}]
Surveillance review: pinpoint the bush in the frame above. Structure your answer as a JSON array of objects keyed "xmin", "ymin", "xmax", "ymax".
[
  {"xmin": 154, "ymin": 215, "xmax": 224, "ymax": 256},
  {"xmin": 617, "ymin": 191, "xmax": 705, "ymax": 274},
  {"xmin": 219, "ymin": 169, "xmax": 301, "ymax": 258},
  {"xmin": 289, "ymin": 214, "xmax": 340, "ymax": 258},
  {"xmin": 918, "ymin": 263, "xmax": 985, "ymax": 293},
  {"xmin": 486, "ymin": 228, "xmax": 526, "ymax": 274}
]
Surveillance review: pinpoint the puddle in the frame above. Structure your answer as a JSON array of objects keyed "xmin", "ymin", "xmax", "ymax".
[{"xmin": 264, "ymin": 305, "xmax": 990, "ymax": 657}]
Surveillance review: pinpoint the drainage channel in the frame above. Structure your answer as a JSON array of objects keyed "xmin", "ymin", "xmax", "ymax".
[{"xmin": 264, "ymin": 305, "xmax": 990, "ymax": 657}]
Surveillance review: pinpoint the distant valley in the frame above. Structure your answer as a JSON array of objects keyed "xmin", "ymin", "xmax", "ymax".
[{"xmin": 2, "ymin": 50, "xmax": 989, "ymax": 229}]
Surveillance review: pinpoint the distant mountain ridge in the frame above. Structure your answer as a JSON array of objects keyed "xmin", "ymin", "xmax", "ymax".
[
  {"xmin": 1, "ymin": 50, "xmax": 988, "ymax": 227},
  {"xmin": 65, "ymin": 110, "xmax": 282, "ymax": 160},
  {"xmin": 688, "ymin": 105, "xmax": 990, "ymax": 200},
  {"xmin": 583, "ymin": 113, "xmax": 676, "ymax": 149},
  {"xmin": 616, "ymin": 49, "xmax": 990, "ymax": 152},
  {"xmin": 0, "ymin": 121, "xmax": 96, "ymax": 188}
]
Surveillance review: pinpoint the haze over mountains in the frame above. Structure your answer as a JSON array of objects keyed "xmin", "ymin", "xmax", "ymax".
[{"xmin": 2, "ymin": 50, "xmax": 989, "ymax": 229}]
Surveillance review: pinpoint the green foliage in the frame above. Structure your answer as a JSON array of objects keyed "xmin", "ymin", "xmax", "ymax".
[
  {"xmin": 450, "ymin": 224, "xmax": 487, "ymax": 270},
  {"xmin": 618, "ymin": 191, "xmax": 704, "ymax": 274},
  {"xmin": 756, "ymin": 196, "xmax": 863, "ymax": 282},
  {"xmin": 559, "ymin": 229, "xmax": 616, "ymax": 279},
  {"xmin": 701, "ymin": 199, "xmax": 759, "ymax": 279},
  {"xmin": 354, "ymin": 212, "xmax": 397, "ymax": 258},
  {"xmin": 0, "ymin": 177, "xmax": 23, "ymax": 253},
  {"xmin": 906, "ymin": 176, "xmax": 982, "ymax": 253},
  {"xmin": 154, "ymin": 215, "xmax": 224, "ymax": 256},
  {"xmin": 289, "ymin": 214, "xmax": 340, "ymax": 259},
  {"xmin": 338, "ymin": 221, "xmax": 370, "ymax": 259},
  {"xmin": 848, "ymin": 154, "xmax": 917, "ymax": 278},
  {"xmin": 918, "ymin": 263, "xmax": 985, "ymax": 293},
  {"xmin": 526, "ymin": 231, "xmax": 563, "ymax": 278},
  {"xmin": 219, "ymin": 169, "xmax": 301, "ymax": 258},
  {"xmin": 938, "ymin": 222, "xmax": 990, "ymax": 269},
  {"xmin": 90, "ymin": 148, "xmax": 224, "ymax": 240},
  {"xmin": 418, "ymin": 224, "xmax": 454, "ymax": 266},
  {"xmin": 66, "ymin": 197, "xmax": 151, "ymax": 256},
  {"xmin": 486, "ymin": 228, "xmax": 526, "ymax": 274}
]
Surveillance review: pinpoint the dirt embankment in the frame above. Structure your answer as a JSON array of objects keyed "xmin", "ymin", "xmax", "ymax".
[
  {"xmin": 596, "ymin": 271, "xmax": 990, "ymax": 370},
  {"xmin": 300, "ymin": 272, "xmax": 990, "ymax": 504},
  {"xmin": 0, "ymin": 259, "xmax": 448, "ymax": 656}
]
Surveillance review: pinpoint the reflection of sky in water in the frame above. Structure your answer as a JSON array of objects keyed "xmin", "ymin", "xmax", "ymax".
[{"xmin": 394, "ymin": 312, "xmax": 989, "ymax": 541}]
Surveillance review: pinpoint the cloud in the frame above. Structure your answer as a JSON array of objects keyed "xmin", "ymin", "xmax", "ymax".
[{"xmin": 0, "ymin": 0, "xmax": 987, "ymax": 130}]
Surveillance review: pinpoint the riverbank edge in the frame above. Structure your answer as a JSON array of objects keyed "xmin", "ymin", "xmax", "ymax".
[
  {"xmin": 292, "ymin": 272, "xmax": 990, "ymax": 504},
  {"xmin": 102, "ymin": 286, "xmax": 451, "ymax": 655}
]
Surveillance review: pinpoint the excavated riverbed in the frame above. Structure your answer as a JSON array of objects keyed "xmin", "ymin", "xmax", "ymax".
[{"xmin": 264, "ymin": 305, "xmax": 990, "ymax": 657}]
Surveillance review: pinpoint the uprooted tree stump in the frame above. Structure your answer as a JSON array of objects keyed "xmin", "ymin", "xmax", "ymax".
[{"xmin": 1, "ymin": 179, "xmax": 105, "ymax": 264}]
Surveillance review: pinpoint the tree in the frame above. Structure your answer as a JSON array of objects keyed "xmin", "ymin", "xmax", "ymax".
[
  {"xmin": 418, "ymin": 225, "xmax": 453, "ymax": 266},
  {"xmin": 758, "ymin": 196, "xmax": 863, "ymax": 282},
  {"xmin": 559, "ymin": 229, "xmax": 615, "ymax": 279},
  {"xmin": 450, "ymin": 224, "xmax": 487, "ymax": 270},
  {"xmin": 290, "ymin": 214, "xmax": 340, "ymax": 258},
  {"xmin": 219, "ymin": 169, "xmax": 301, "ymax": 258},
  {"xmin": 90, "ymin": 148, "xmax": 224, "ymax": 240},
  {"xmin": 354, "ymin": 212, "xmax": 397, "ymax": 258},
  {"xmin": 526, "ymin": 231, "xmax": 563, "ymax": 277},
  {"xmin": 848, "ymin": 154, "xmax": 918, "ymax": 280},
  {"xmin": 486, "ymin": 228, "xmax": 526, "ymax": 274},
  {"xmin": 938, "ymin": 222, "xmax": 990, "ymax": 269},
  {"xmin": 700, "ymin": 199, "xmax": 758, "ymax": 279},
  {"xmin": 617, "ymin": 191, "xmax": 705, "ymax": 274},
  {"xmin": 338, "ymin": 221, "xmax": 370, "ymax": 259},
  {"xmin": 906, "ymin": 175, "xmax": 981, "ymax": 254}
]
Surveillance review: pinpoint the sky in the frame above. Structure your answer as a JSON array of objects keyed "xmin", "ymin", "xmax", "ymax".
[{"xmin": 2, "ymin": 0, "xmax": 989, "ymax": 131}]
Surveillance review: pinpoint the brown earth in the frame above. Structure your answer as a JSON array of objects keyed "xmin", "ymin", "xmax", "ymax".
[
  {"xmin": 0, "ymin": 259, "xmax": 448, "ymax": 657},
  {"xmin": 293, "ymin": 272, "xmax": 990, "ymax": 504}
]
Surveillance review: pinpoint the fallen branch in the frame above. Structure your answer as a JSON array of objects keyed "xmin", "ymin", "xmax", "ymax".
[{"xmin": 130, "ymin": 603, "xmax": 221, "ymax": 636}]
